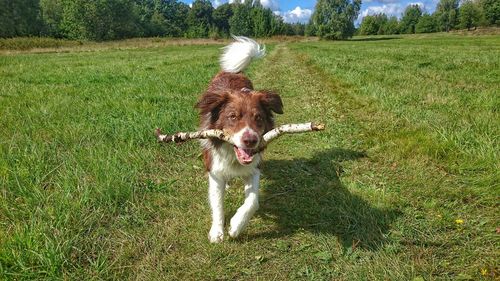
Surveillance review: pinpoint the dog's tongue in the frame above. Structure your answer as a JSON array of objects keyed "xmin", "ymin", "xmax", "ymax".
[{"xmin": 234, "ymin": 146, "xmax": 255, "ymax": 164}]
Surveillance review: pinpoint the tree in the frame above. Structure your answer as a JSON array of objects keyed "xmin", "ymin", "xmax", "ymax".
[
  {"xmin": 186, "ymin": 0, "xmax": 213, "ymax": 38},
  {"xmin": 133, "ymin": 0, "xmax": 154, "ymax": 36},
  {"xmin": 288, "ymin": 23, "xmax": 305, "ymax": 36},
  {"xmin": 459, "ymin": 0, "xmax": 482, "ymax": 30},
  {"xmin": 311, "ymin": 0, "xmax": 362, "ymax": 40},
  {"xmin": 212, "ymin": 3, "xmax": 233, "ymax": 37},
  {"xmin": 59, "ymin": 0, "xmax": 139, "ymax": 41},
  {"xmin": 359, "ymin": 15, "xmax": 378, "ymax": 35},
  {"xmin": 359, "ymin": 13, "xmax": 388, "ymax": 35},
  {"xmin": 304, "ymin": 21, "xmax": 317, "ymax": 36},
  {"xmin": 251, "ymin": 3, "xmax": 273, "ymax": 37},
  {"xmin": 40, "ymin": 0, "xmax": 64, "ymax": 37},
  {"xmin": 0, "ymin": 0, "xmax": 43, "ymax": 37},
  {"xmin": 149, "ymin": 9, "xmax": 167, "ymax": 36},
  {"xmin": 375, "ymin": 14, "xmax": 389, "ymax": 34},
  {"xmin": 384, "ymin": 16, "xmax": 400, "ymax": 34},
  {"xmin": 162, "ymin": 0, "xmax": 189, "ymax": 37},
  {"xmin": 271, "ymin": 15, "xmax": 286, "ymax": 35},
  {"xmin": 0, "ymin": 0, "xmax": 16, "ymax": 37},
  {"xmin": 106, "ymin": 0, "xmax": 140, "ymax": 39},
  {"xmin": 229, "ymin": 1, "xmax": 252, "ymax": 36},
  {"xmin": 480, "ymin": 0, "xmax": 500, "ymax": 25},
  {"xmin": 435, "ymin": 0, "xmax": 459, "ymax": 32},
  {"xmin": 400, "ymin": 4, "xmax": 423, "ymax": 34},
  {"xmin": 416, "ymin": 14, "xmax": 437, "ymax": 33}
]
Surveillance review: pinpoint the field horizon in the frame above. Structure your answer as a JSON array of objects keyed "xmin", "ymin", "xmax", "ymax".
[
  {"xmin": 0, "ymin": 32, "xmax": 498, "ymax": 280},
  {"xmin": 1, "ymin": 26, "xmax": 499, "ymax": 54}
]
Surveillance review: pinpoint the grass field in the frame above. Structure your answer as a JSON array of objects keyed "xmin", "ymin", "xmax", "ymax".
[{"xmin": 0, "ymin": 34, "xmax": 498, "ymax": 280}]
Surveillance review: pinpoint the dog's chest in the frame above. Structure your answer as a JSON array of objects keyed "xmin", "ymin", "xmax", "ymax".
[{"xmin": 210, "ymin": 143, "xmax": 260, "ymax": 180}]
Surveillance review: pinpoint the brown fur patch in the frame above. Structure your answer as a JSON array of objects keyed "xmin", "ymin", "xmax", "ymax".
[
  {"xmin": 207, "ymin": 71, "xmax": 253, "ymax": 93},
  {"xmin": 203, "ymin": 149, "xmax": 212, "ymax": 171}
]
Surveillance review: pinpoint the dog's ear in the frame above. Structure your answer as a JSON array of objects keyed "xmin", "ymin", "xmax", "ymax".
[
  {"xmin": 258, "ymin": 90, "xmax": 283, "ymax": 114},
  {"xmin": 196, "ymin": 91, "xmax": 230, "ymax": 121}
]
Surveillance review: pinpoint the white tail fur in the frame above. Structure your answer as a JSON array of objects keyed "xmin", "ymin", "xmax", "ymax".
[{"xmin": 220, "ymin": 36, "xmax": 265, "ymax": 73}]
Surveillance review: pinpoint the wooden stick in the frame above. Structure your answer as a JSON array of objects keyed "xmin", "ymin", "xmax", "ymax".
[
  {"xmin": 156, "ymin": 122, "xmax": 325, "ymax": 150},
  {"xmin": 263, "ymin": 123, "xmax": 325, "ymax": 143},
  {"xmin": 155, "ymin": 128, "xmax": 234, "ymax": 144}
]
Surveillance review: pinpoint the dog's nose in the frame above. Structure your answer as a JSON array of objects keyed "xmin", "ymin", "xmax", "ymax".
[{"xmin": 242, "ymin": 132, "xmax": 258, "ymax": 147}]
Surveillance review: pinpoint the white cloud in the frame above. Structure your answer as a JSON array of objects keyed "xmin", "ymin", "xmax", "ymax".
[
  {"xmin": 210, "ymin": 1, "xmax": 311, "ymax": 24},
  {"xmin": 358, "ymin": 2, "xmax": 427, "ymax": 22},
  {"xmin": 359, "ymin": 3, "xmax": 404, "ymax": 19},
  {"xmin": 409, "ymin": 2, "xmax": 426, "ymax": 11},
  {"xmin": 213, "ymin": 0, "xmax": 224, "ymax": 7},
  {"xmin": 363, "ymin": 0, "xmax": 408, "ymax": 4},
  {"xmin": 369, "ymin": 0, "xmax": 401, "ymax": 3},
  {"xmin": 260, "ymin": 0, "xmax": 279, "ymax": 11},
  {"xmin": 275, "ymin": 6, "xmax": 313, "ymax": 23}
]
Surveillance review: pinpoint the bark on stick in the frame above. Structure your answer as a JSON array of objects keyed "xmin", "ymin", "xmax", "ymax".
[{"xmin": 155, "ymin": 122, "xmax": 325, "ymax": 149}]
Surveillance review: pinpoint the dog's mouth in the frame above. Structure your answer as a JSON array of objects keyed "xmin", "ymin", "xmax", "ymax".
[{"xmin": 234, "ymin": 146, "xmax": 256, "ymax": 165}]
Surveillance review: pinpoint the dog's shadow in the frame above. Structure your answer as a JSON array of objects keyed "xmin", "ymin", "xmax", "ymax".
[{"xmin": 253, "ymin": 148, "xmax": 398, "ymax": 250}]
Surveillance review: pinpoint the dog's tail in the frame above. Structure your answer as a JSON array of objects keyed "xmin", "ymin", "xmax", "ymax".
[{"xmin": 220, "ymin": 36, "xmax": 265, "ymax": 73}]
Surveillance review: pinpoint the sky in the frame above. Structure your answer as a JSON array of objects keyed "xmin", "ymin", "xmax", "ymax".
[{"xmin": 181, "ymin": 0, "xmax": 440, "ymax": 25}]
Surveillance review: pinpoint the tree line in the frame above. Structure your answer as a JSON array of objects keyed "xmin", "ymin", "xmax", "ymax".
[
  {"xmin": 358, "ymin": 0, "xmax": 499, "ymax": 35},
  {"xmin": 1, "ymin": 0, "xmax": 497, "ymax": 41},
  {"xmin": 0, "ymin": 0, "xmax": 307, "ymax": 40}
]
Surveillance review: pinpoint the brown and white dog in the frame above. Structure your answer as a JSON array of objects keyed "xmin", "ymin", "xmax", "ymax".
[{"xmin": 196, "ymin": 37, "xmax": 283, "ymax": 243}]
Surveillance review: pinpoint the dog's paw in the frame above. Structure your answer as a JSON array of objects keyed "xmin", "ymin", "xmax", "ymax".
[
  {"xmin": 228, "ymin": 226, "xmax": 240, "ymax": 238},
  {"xmin": 229, "ymin": 217, "xmax": 243, "ymax": 238},
  {"xmin": 208, "ymin": 227, "xmax": 224, "ymax": 243}
]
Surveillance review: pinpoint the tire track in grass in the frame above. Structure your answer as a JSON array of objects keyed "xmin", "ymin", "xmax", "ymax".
[
  {"xmin": 251, "ymin": 44, "xmax": 498, "ymax": 279},
  {"xmin": 254, "ymin": 44, "xmax": 394, "ymax": 194},
  {"xmin": 249, "ymin": 44, "xmax": 415, "ymax": 279}
]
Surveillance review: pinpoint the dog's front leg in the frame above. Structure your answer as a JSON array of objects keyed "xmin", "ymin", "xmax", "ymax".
[
  {"xmin": 229, "ymin": 170, "xmax": 260, "ymax": 238},
  {"xmin": 208, "ymin": 172, "xmax": 226, "ymax": 243}
]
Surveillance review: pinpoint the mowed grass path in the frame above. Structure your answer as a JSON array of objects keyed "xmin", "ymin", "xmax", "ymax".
[{"xmin": 1, "ymin": 35, "xmax": 498, "ymax": 279}]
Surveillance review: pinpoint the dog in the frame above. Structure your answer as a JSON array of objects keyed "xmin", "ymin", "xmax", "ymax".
[{"xmin": 196, "ymin": 37, "xmax": 283, "ymax": 243}]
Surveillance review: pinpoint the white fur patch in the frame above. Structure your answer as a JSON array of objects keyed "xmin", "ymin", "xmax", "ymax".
[
  {"xmin": 208, "ymin": 172, "xmax": 225, "ymax": 243},
  {"xmin": 210, "ymin": 142, "xmax": 260, "ymax": 181},
  {"xmin": 229, "ymin": 171, "xmax": 260, "ymax": 238},
  {"xmin": 231, "ymin": 126, "xmax": 259, "ymax": 150},
  {"xmin": 206, "ymin": 145, "xmax": 261, "ymax": 243}
]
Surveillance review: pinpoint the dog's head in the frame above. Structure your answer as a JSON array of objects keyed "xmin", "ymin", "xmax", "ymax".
[{"xmin": 196, "ymin": 89, "xmax": 283, "ymax": 165}]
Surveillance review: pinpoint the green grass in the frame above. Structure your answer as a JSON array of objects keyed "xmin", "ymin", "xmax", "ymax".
[{"xmin": 0, "ymin": 35, "xmax": 498, "ymax": 280}]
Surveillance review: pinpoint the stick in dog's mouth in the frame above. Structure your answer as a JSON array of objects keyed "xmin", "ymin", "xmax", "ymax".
[{"xmin": 156, "ymin": 122, "xmax": 325, "ymax": 153}]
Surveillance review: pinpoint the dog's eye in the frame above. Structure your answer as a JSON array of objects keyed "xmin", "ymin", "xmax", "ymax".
[
  {"xmin": 255, "ymin": 115, "xmax": 263, "ymax": 122},
  {"xmin": 228, "ymin": 113, "xmax": 238, "ymax": 120}
]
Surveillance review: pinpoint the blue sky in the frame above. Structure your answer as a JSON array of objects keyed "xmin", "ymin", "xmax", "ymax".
[{"xmin": 181, "ymin": 0, "xmax": 440, "ymax": 24}]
